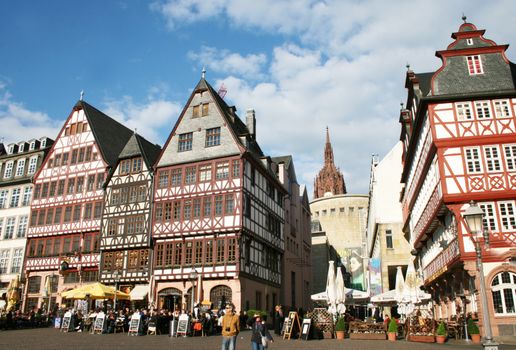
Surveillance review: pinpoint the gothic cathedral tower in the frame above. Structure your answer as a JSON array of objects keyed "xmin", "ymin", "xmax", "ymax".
[{"xmin": 313, "ymin": 128, "xmax": 347, "ymax": 198}]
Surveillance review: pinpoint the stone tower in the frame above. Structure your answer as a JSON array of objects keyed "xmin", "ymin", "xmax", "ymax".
[{"xmin": 313, "ymin": 127, "xmax": 347, "ymax": 198}]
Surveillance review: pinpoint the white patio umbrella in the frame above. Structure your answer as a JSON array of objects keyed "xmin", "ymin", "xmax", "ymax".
[
  {"xmin": 394, "ymin": 266, "xmax": 405, "ymax": 302},
  {"xmin": 326, "ymin": 261, "xmax": 337, "ymax": 315},
  {"xmin": 335, "ymin": 266, "xmax": 346, "ymax": 315},
  {"xmin": 469, "ymin": 293, "xmax": 478, "ymax": 313},
  {"xmin": 451, "ymin": 300, "xmax": 457, "ymax": 317}
]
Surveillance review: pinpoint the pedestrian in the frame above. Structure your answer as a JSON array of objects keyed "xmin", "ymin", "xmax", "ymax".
[
  {"xmin": 220, "ymin": 304, "xmax": 240, "ymax": 350},
  {"xmin": 273, "ymin": 305, "xmax": 284, "ymax": 335},
  {"xmin": 251, "ymin": 314, "xmax": 273, "ymax": 350}
]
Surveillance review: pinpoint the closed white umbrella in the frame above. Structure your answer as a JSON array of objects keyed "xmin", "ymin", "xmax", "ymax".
[
  {"xmin": 335, "ymin": 266, "xmax": 346, "ymax": 315},
  {"xmin": 326, "ymin": 261, "xmax": 337, "ymax": 315},
  {"xmin": 394, "ymin": 266, "xmax": 405, "ymax": 303},
  {"xmin": 451, "ymin": 300, "xmax": 457, "ymax": 317}
]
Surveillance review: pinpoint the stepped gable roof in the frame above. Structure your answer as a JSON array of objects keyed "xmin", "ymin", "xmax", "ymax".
[
  {"xmin": 195, "ymin": 77, "xmax": 264, "ymax": 158},
  {"xmin": 416, "ymin": 72, "xmax": 434, "ymax": 96},
  {"xmin": 76, "ymin": 100, "xmax": 133, "ymax": 167},
  {"xmin": 118, "ymin": 132, "xmax": 162, "ymax": 170},
  {"xmin": 432, "ymin": 21, "xmax": 516, "ymax": 96}
]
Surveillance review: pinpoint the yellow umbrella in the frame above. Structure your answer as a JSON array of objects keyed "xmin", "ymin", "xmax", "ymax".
[
  {"xmin": 60, "ymin": 282, "xmax": 130, "ymax": 300},
  {"xmin": 6, "ymin": 275, "xmax": 20, "ymax": 312}
]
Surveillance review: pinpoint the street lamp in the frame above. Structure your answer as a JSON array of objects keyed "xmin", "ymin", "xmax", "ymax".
[
  {"xmin": 113, "ymin": 270, "xmax": 121, "ymax": 312},
  {"xmin": 189, "ymin": 269, "xmax": 198, "ymax": 314},
  {"xmin": 462, "ymin": 201, "xmax": 498, "ymax": 350}
]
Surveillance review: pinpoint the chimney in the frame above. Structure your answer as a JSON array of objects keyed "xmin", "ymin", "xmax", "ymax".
[{"xmin": 246, "ymin": 109, "xmax": 256, "ymax": 140}]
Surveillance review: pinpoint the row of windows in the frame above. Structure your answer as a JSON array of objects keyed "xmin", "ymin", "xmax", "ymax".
[
  {"xmin": 27, "ymin": 233, "xmax": 100, "ymax": 258},
  {"xmin": 64, "ymin": 121, "xmax": 89, "ymax": 136},
  {"xmin": 106, "ymin": 215, "xmax": 146, "ymax": 236},
  {"xmin": 465, "ymin": 144, "xmax": 516, "ymax": 173},
  {"xmin": 5, "ymin": 138, "xmax": 48, "ymax": 155},
  {"xmin": 0, "ymin": 187, "xmax": 32, "ymax": 209},
  {"xmin": 110, "ymin": 183, "xmax": 147, "ymax": 205},
  {"xmin": 479, "ymin": 201, "xmax": 516, "ymax": 232},
  {"xmin": 192, "ymin": 102, "xmax": 209, "ymax": 118},
  {"xmin": 178, "ymin": 127, "xmax": 221, "ymax": 152},
  {"xmin": 33, "ymin": 173, "xmax": 105, "ymax": 199},
  {"xmin": 0, "ymin": 248, "xmax": 23, "ymax": 274},
  {"xmin": 154, "ymin": 194, "xmax": 236, "ymax": 223},
  {"xmin": 0, "ymin": 216, "xmax": 28, "ymax": 240},
  {"xmin": 154, "ymin": 237, "xmax": 237, "ymax": 268},
  {"xmin": 46, "ymin": 145, "xmax": 98, "ymax": 168},
  {"xmin": 157, "ymin": 160, "xmax": 240, "ymax": 188},
  {"xmin": 119, "ymin": 157, "xmax": 143, "ymax": 175},
  {"xmin": 2, "ymin": 156, "xmax": 39, "ymax": 179},
  {"xmin": 30, "ymin": 201, "xmax": 103, "ymax": 227},
  {"xmin": 466, "ymin": 55, "xmax": 483, "ymax": 75},
  {"xmin": 455, "ymin": 99, "xmax": 512, "ymax": 120},
  {"xmin": 313, "ymin": 206, "xmax": 364, "ymax": 217},
  {"xmin": 103, "ymin": 249, "xmax": 149, "ymax": 272},
  {"xmin": 249, "ymin": 164, "xmax": 283, "ymax": 207}
]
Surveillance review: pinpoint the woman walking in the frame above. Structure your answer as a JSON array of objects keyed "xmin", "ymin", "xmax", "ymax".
[{"xmin": 251, "ymin": 314, "xmax": 273, "ymax": 350}]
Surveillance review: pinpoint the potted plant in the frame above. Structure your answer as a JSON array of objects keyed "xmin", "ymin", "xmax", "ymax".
[
  {"xmin": 436, "ymin": 321, "xmax": 447, "ymax": 343},
  {"xmin": 387, "ymin": 318, "xmax": 398, "ymax": 341},
  {"xmin": 335, "ymin": 316, "xmax": 346, "ymax": 340},
  {"xmin": 467, "ymin": 318, "xmax": 481, "ymax": 343}
]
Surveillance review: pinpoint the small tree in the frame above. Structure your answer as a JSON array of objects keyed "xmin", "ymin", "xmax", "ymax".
[
  {"xmin": 335, "ymin": 316, "xmax": 346, "ymax": 331},
  {"xmin": 467, "ymin": 318, "xmax": 480, "ymax": 335},
  {"xmin": 436, "ymin": 321, "xmax": 447, "ymax": 336},
  {"xmin": 388, "ymin": 318, "xmax": 398, "ymax": 333}
]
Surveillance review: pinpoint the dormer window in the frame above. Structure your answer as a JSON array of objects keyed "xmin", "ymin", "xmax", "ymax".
[
  {"xmin": 8, "ymin": 145, "xmax": 14, "ymax": 154},
  {"xmin": 29, "ymin": 142, "xmax": 36, "ymax": 151},
  {"xmin": 18, "ymin": 144, "xmax": 25, "ymax": 153},
  {"xmin": 40, "ymin": 139, "xmax": 47, "ymax": 148},
  {"xmin": 467, "ymin": 55, "xmax": 483, "ymax": 75},
  {"xmin": 466, "ymin": 38, "xmax": 474, "ymax": 45}
]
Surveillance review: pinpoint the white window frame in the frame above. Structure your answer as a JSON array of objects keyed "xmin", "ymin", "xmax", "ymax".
[
  {"xmin": 17, "ymin": 216, "xmax": 28, "ymax": 238},
  {"xmin": 11, "ymin": 248, "xmax": 23, "ymax": 273},
  {"xmin": 0, "ymin": 250, "xmax": 10, "ymax": 274},
  {"xmin": 467, "ymin": 55, "xmax": 484, "ymax": 75},
  {"xmin": 0, "ymin": 190, "xmax": 8, "ymax": 208},
  {"xmin": 3, "ymin": 160, "xmax": 14, "ymax": 178},
  {"xmin": 40, "ymin": 138, "xmax": 47, "ymax": 148},
  {"xmin": 29, "ymin": 141, "xmax": 36, "ymax": 151},
  {"xmin": 484, "ymin": 146, "xmax": 501, "ymax": 172},
  {"xmin": 466, "ymin": 38, "xmax": 474, "ymax": 45},
  {"xmin": 491, "ymin": 271, "xmax": 516, "ymax": 315},
  {"xmin": 494, "ymin": 100, "xmax": 511, "ymax": 118},
  {"xmin": 0, "ymin": 218, "xmax": 3, "ymax": 238},
  {"xmin": 27, "ymin": 156, "xmax": 38, "ymax": 175},
  {"xmin": 456, "ymin": 102, "xmax": 473, "ymax": 121},
  {"xmin": 9, "ymin": 188, "xmax": 21, "ymax": 207},
  {"xmin": 475, "ymin": 101, "xmax": 491, "ymax": 119},
  {"xmin": 22, "ymin": 187, "xmax": 32, "ymax": 206},
  {"xmin": 7, "ymin": 145, "xmax": 14, "ymax": 154},
  {"xmin": 18, "ymin": 143, "xmax": 24, "ymax": 152},
  {"xmin": 465, "ymin": 147, "xmax": 483, "ymax": 173},
  {"xmin": 498, "ymin": 201, "xmax": 516, "ymax": 232},
  {"xmin": 479, "ymin": 202, "xmax": 498, "ymax": 232},
  {"xmin": 4, "ymin": 217, "xmax": 16, "ymax": 239},
  {"xmin": 15, "ymin": 158, "xmax": 26, "ymax": 177},
  {"xmin": 504, "ymin": 144, "xmax": 516, "ymax": 171}
]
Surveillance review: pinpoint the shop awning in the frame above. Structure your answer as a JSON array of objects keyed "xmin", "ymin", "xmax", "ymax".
[{"xmin": 130, "ymin": 285, "xmax": 148, "ymax": 301}]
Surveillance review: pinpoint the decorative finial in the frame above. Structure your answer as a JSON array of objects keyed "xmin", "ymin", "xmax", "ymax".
[
  {"xmin": 400, "ymin": 102, "xmax": 404, "ymax": 109},
  {"xmin": 406, "ymin": 63, "xmax": 410, "ymax": 70},
  {"xmin": 134, "ymin": 128, "xmax": 137, "ymax": 134},
  {"xmin": 80, "ymin": 90, "xmax": 84, "ymax": 101},
  {"xmin": 201, "ymin": 66, "xmax": 206, "ymax": 79},
  {"xmin": 462, "ymin": 13, "xmax": 467, "ymax": 23}
]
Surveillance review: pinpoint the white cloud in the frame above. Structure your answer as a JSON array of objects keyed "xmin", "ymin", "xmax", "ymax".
[
  {"xmin": 102, "ymin": 86, "xmax": 182, "ymax": 145},
  {"xmin": 0, "ymin": 84, "xmax": 61, "ymax": 144},
  {"xmin": 188, "ymin": 46, "xmax": 267, "ymax": 80}
]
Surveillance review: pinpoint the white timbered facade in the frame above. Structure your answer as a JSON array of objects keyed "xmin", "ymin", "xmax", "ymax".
[
  {"xmin": 24, "ymin": 101, "xmax": 132, "ymax": 311},
  {"xmin": 100, "ymin": 133, "xmax": 161, "ymax": 300},
  {"xmin": 400, "ymin": 21, "xmax": 516, "ymax": 336},
  {"xmin": 153, "ymin": 77, "xmax": 286, "ymax": 312}
]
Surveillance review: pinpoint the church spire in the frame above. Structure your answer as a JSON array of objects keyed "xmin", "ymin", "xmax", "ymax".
[{"xmin": 313, "ymin": 127, "xmax": 347, "ymax": 199}]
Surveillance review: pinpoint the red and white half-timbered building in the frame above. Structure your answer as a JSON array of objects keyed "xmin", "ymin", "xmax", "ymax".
[
  {"xmin": 100, "ymin": 133, "xmax": 161, "ymax": 304},
  {"xmin": 152, "ymin": 76, "xmax": 287, "ymax": 312},
  {"xmin": 24, "ymin": 100, "xmax": 132, "ymax": 311},
  {"xmin": 400, "ymin": 21, "xmax": 516, "ymax": 337}
]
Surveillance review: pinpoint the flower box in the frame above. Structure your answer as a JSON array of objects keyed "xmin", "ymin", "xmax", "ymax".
[
  {"xmin": 408, "ymin": 335, "xmax": 435, "ymax": 343},
  {"xmin": 349, "ymin": 333, "xmax": 386, "ymax": 340}
]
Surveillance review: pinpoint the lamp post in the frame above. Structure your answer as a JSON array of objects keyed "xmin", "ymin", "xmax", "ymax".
[
  {"xmin": 462, "ymin": 201, "xmax": 498, "ymax": 350},
  {"xmin": 189, "ymin": 269, "xmax": 198, "ymax": 314},
  {"xmin": 113, "ymin": 270, "xmax": 121, "ymax": 312}
]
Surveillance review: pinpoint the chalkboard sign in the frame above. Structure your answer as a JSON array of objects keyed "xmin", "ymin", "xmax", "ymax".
[
  {"xmin": 128, "ymin": 312, "xmax": 141, "ymax": 336},
  {"xmin": 300, "ymin": 318, "xmax": 311, "ymax": 340},
  {"xmin": 54, "ymin": 317, "xmax": 62, "ymax": 329},
  {"xmin": 61, "ymin": 312, "xmax": 72, "ymax": 332},
  {"xmin": 283, "ymin": 311, "xmax": 301, "ymax": 340},
  {"xmin": 93, "ymin": 312, "xmax": 106, "ymax": 334},
  {"xmin": 176, "ymin": 314, "xmax": 189, "ymax": 337},
  {"xmin": 281, "ymin": 318, "xmax": 291, "ymax": 336}
]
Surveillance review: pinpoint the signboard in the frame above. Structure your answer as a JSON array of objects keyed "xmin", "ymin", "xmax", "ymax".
[
  {"xmin": 61, "ymin": 312, "xmax": 71, "ymax": 332},
  {"xmin": 128, "ymin": 312, "xmax": 141, "ymax": 336},
  {"xmin": 54, "ymin": 317, "xmax": 62, "ymax": 329},
  {"xmin": 176, "ymin": 314, "xmax": 189, "ymax": 337},
  {"xmin": 300, "ymin": 318, "xmax": 311, "ymax": 340},
  {"xmin": 281, "ymin": 317, "xmax": 291, "ymax": 336},
  {"xmin": 283, "ymin": 311, "xmax": 301, "ymax": 340},
  {"xmin": 93, "ymin": 312, "xmax": 106, "ymax": 334}
]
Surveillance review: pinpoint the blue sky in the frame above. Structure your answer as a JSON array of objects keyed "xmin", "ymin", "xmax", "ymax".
[{"xmin": 2, "ymin": 0, "xmax": 516, "ymax": 197}]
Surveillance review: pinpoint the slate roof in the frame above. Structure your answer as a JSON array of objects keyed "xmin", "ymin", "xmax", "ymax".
[
  {"xmin": 76, "ymin": 100, "xmax": 134, "ymax": 168},
  {"xmin": 416, "ymin": 72, "xmax": 434, "ymax": 97},
  {"xmin": 118, "ymin": 132, "xmax": 161, "ymax": 170}
]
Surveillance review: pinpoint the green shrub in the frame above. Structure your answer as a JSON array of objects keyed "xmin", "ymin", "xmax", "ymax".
[
  {"xmin": 436, "ymin": 321, "xmax": 447, "ymax": 336},
  {"xmin": 388, "ymin": 318, "xmax": 398, "ymax": 333},
  {"xmin": 335, "ymin": 317, "xmax": 346, "ymax": 331},
  {"xmin": 467, "ymin": 318, "xmax": 479, "ymax": 335},
  {"xmin": 247, "ymin": 309, "xmax": 268, "ymax": 319}
]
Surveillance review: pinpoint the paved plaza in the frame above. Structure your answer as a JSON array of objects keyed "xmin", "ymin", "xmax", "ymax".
[{"xmin": 1, "ymin": 328, "xmax": 516, "ymax": 350}]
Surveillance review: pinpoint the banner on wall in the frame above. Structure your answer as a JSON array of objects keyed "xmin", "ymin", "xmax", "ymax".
[
  {"xmin": 369, "ymin": 258, "xmax": 382, "ymax": 296},
  {"xmin": 338, "ymin": 247, "xmax": 365, "ymax": 291}
]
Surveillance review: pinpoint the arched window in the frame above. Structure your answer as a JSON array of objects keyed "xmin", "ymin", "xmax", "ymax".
[
  {"xmin": 491, "ymin": 271, "xmax": 516, "ymax": 315},
  {"xmin": 210, "ymin": 285, "xmax": 232, "ymax": 309}
]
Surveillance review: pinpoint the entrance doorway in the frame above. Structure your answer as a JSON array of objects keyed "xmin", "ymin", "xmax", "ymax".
[{"xmin": 158, "ymin": 288, "xmax": 182, "ymax": 311}]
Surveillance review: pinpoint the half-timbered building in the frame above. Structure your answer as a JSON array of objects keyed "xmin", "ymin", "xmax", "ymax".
[
  {"xmin": 400, "ymin": 20, "xmax": 516, "ymax": 337},
  {"xmin": 100, "ymin": 133, "xmax": 161, "ymax": 304},
  {"xmin": 152, "ymin": 75, "xmax": 287, "ymax": 312},
  {"xmin": 0, "ymin": 137, "xmax": 53, "ymax": 307},
  {"xmin": 24, "ymin": 100, "xmax": 132, "ymax": 311}
]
